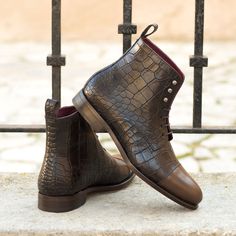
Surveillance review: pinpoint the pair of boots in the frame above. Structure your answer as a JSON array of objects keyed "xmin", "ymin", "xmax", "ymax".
[{"xmin": 38, "ymin": 24, "xmax": 202, "ymax": 212}]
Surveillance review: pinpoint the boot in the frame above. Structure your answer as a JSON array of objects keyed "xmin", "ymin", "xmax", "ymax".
[
  {"xmin": 38, "ymin": 99, "xmax": 134, "ymax": 212},
  {"xmin": 73, "ymin": 24, "xmax": 202, "ymax": 209}
]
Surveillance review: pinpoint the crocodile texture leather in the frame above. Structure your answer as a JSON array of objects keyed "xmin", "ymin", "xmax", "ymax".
[
  {"xmin": 82, "ymin": 25, "xmax": 202, "ymax": 206},
  {"xmin": 38, "ymin": 99, "xmax": 132, "ymax": 196},
  {"xmin": 84, "ymin": 38, "xmax": 183, "ymax": 182}
]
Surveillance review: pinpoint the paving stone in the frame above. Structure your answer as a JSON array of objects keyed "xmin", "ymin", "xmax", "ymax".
[
  {"xmin": 217, "ymin": 148, "xmax": 236, "ymax": 160},
  {"xmin": 194, "ymin": 147, "xmax": 215, "ymax": 160},
  {"xmin": 201, "ymin": 159, "xmax": 236, "ymax": 173},
  {"xmin": 202, "ymin": 134, "xmax": 236, "ymax": 148},
  {"xmin": 179, "ymin": 157, "xmax": 200, "ymax": 173},
  {"xmin": 171, "ymin": 141, "xmax": 191, "ymax": 157}
]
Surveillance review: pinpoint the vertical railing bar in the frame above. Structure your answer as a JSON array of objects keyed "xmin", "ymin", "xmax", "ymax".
[
  {"xmin": 194, "ymin": 0, "xmax": 204, "ymax": 56},
  {"xmin": 123, "ymin": 0, "xmax": 132, "ymax": 53},
  {"xmin": 52, "ymin": 0, "xmax": 61, "ymax": 55},
  {"xmin": 193, "ymin": 0, "xmax": 204, "ymax": 128},
  {"xmin": 51, "ymin": 0, "xmax": 61, "ymax": 105},
  {"xmin": 118, "ymin": 0, "xmax": 137, "ymax": 53},
  {"xmin": 47, "ymin": 0, "xmax": 66, "ymax": 107},
  {"xmin": 190, "ymin": 0, "xmax": 208, "ymax": 128}
]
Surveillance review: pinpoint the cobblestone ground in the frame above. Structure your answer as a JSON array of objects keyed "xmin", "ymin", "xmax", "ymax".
[{"xmin": 0, "ymin": 41, "xmax": 236, "ymax": 173}]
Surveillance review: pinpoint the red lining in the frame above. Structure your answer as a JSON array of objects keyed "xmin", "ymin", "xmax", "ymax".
[
  {"xmin": 142, "ymin": 37, "xmax": 184, "ymax": 80},
  {"xmin": 57, "ymin": 106, "xmax": 77, "ymax": 118}
]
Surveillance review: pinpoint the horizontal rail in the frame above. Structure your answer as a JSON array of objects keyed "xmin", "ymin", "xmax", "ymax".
[
  {"xmin": 0, "ymin": 125, "xmax": 45, "ymax": 133},
  {"xmin": 172, "ymin": 127, "xmax": 236, "ymax": 134},
  {"xmin": 1, "ymin": 125, "xmax": 236, "ymax": 134}
]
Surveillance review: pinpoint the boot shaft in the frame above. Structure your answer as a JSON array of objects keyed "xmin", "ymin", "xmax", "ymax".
[
  {"xmin": 84, "ymin": 26, "xmax": 184, "ymax": 122},
  {"xmin": 38, "ymin": 99, "xmax": 81, "ymax": 196},
  {"xmin": 45, "ymin": 99, "xmax": 80, "ymax": 158},
  {"xmin": 84, "ymin": 26, "xmax": 185, "ymax": 144},
  {"xmin": 38, "ymin": 99, "xmax": 132, "ymax": 196}
]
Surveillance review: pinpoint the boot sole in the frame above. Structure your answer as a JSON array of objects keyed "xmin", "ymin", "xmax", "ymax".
[
  {"xmin": 38, "ymin": 172, "xmax": 135, "ymax": 213},
  {"xmin": 73, "ymin": 90, "xmax": 198, "ymax": 210}
]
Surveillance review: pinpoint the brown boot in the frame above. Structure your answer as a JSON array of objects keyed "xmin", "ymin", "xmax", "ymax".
[
  {"xmin": 38, "ymin": 99, "xmax": 134, "ymax": 212},
  {"xmin": 73, "ymin": 24, "xmax": 202, "ymax": 209}
]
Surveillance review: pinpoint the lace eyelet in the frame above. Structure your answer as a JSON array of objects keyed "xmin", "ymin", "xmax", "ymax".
[
  {"xmin": 163, "ymin": 97, "xmax": 168, "ymax": 102},
  {"xmin": 172, "ymin": 80, "xmax": 177, "ymax": 85}
]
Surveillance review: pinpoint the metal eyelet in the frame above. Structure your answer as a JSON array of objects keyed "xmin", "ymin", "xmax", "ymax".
[
  {"xmin": 163, "ymin": 97, "xmax": 168, "ymax": 102},
  {"xmin": 172, "ymin": 80, "xmax": 177, "ymax": 85},
  {"xmin": 168, "ymin": 88, "xmax": 173, "ymax": 93}
]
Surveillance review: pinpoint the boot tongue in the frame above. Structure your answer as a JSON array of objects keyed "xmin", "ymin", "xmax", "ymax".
[{"xmin": 141, "ymin": 24, "xmax": 158, "ymax": 38}]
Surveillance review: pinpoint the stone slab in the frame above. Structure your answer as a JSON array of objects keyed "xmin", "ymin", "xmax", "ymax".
[{"xmin": 0, "ymin": 173, "xmax": 236, "ymax": 236}]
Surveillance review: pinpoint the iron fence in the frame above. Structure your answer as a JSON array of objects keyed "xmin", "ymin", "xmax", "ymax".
[{"xmin": 0, "ymin": 0, "xmax": 235, "ymax": 134}]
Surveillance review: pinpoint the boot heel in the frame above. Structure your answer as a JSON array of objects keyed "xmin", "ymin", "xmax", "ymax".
[
  {"xmin": 38, "ymin": 191, "xmax": 86, "ymax": 213},
  {"xmin": 73, "ymin": 90, "xmax": 106, "ymax": 131}
]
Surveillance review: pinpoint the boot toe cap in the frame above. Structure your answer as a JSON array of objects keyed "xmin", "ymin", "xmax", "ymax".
[{"xmin": 159, "ymin": 165, "xmax": 203, "ymax": 207}]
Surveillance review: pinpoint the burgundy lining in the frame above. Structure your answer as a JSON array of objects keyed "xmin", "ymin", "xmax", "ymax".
[
  {"xmin": 57, "ymin": 106, "xmax": 77, "ymax": 118},
  {"xmin": 142, "ymin": 37, "xmax": 184, "ymax": 80}
]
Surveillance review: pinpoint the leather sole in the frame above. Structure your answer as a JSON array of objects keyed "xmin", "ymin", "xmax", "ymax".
[
  {"xmin": 73, "ymin": 90, "xmax": 198, "ymax": 210},
  {"xmin": 38, "ymin": 173, "xmax": 135, "ymax": 213}
]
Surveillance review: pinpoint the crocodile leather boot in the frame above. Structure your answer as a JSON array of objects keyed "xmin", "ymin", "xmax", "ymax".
[
  {"xmin": 38, "ymin": 99, "xmax": 134, "ymax": 212},
  {"xmin": 73, "ymin": 24, "xmax": 202, "ymax": 209}
]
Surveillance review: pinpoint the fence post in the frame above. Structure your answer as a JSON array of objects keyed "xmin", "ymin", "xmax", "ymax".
[
  {"xmin": 47, "ymin": 0, "xmax": 65, "ymax": 107},
  {"xmin": 190, "ymin": 0, "xmax": 208, "ymax": 128},
  {"xmin": 118, "ymin": 0, "xmax": 137, "ymax": 53}
]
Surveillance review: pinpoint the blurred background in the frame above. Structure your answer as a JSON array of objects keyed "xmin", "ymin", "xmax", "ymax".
[{"xmin": 0, "ymin": 0, "xmax": 236, "ymax": 173}]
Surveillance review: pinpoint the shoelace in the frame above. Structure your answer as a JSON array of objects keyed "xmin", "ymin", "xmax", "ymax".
[{"xmin": 161, "ymin": 108, "xmax": 173, "ymax": 141}]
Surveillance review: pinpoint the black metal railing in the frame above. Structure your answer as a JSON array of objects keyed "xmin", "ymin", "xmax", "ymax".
[{"xmin": 0, "ymin": 0, "xmax": 236, "ymax": 134}]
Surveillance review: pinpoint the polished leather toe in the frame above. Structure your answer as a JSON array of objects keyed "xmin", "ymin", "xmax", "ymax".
[{"xmin": 158, "ymin": 165, "xmax": 203, "ymax": 206}]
